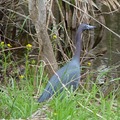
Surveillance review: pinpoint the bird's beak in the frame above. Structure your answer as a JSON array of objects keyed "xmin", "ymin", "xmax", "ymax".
[
  {"xmin": 89, "ymin": 25, "xmax": 96, "ymax": 29},
  {"xmin": 87, "ymin": 25, "xmax": 96, "ymax": 29}
]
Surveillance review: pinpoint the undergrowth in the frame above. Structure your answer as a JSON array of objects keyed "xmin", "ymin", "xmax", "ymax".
[{"xmin": 0, "ymin": 42, "xmax": 120, "ymax": 119}]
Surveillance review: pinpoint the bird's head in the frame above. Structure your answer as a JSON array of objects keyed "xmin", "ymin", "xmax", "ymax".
[{"xmin": 80, "ymin": 23, "xmax": 96, "ymax": 31}]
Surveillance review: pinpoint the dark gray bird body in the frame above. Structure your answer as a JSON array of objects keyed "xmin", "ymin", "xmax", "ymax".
[{"xmin": 38, "ymin": 24, "xmax": 95, "ymax": 102}]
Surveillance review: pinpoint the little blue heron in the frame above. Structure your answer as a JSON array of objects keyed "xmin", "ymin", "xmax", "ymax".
[{"xmin": 38, "ymin": 23, "xmax": 95, "ymax": 102}]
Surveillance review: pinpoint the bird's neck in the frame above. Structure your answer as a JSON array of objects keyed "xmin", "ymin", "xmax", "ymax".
[{"xmin": 73, "ymin": 28, "xmax": 83, "ymax": 62}]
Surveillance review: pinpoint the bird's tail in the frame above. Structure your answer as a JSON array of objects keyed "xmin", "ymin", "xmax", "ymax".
[{"xmin": 38, "ymin": 89, "xmax": 54, "ymax": 102}]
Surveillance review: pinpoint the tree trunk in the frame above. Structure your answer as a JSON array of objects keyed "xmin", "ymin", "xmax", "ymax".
[{"xmin": 28, "ymin": 0, "xmax": 58, "ymax": 77}]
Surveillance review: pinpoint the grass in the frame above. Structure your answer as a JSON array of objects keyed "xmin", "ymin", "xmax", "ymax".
[
  {"xmin": 0, "ymin": 43, "xmax": 120, "ymax": 119},
  {"xmin": 0, "ymin": 78, "xmax": 39, "ymax": 119},
  {"xmin": 0, "ymin": 66, "xmax": 120, "ymax": 119},
  {"xmin": 48, "ymin": 84, "xmax": 120, "ymax": 120},
  {"xmin": 1, "ymin": 75, "xmax": 119, "ymax": 120}
]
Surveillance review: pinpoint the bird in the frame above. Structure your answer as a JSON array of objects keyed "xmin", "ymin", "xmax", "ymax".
[{"xmin": 38, "ymin": 23, "xmax": 96, "ymax": 102}]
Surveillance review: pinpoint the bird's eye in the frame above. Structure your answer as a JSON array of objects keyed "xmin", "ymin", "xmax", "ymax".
[{"xmin": 86, "ymin": 25, "xmax": 89, "ymax": 29}]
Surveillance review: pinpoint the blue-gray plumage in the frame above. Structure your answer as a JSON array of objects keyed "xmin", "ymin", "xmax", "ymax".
[{"xmin": 38, "ymin": 23, "xmax": 95, "ymax": 102}]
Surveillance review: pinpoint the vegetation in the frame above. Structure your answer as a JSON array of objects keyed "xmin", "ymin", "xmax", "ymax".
[
  {"xmin": 0, "ymin": 43, "xmax": 120, "ymax": 119},
  {"xmin": 0, "ymin": 0, "xmax": 120, "ymax": 119}
]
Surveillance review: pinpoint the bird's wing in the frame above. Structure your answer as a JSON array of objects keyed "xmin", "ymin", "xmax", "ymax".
[{"xmin": 38, "ymin": 60, "xmax": 80, "ymax": 102}]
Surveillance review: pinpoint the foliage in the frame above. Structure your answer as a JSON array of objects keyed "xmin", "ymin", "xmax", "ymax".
[
  {"xmin": 0, "ymin": 43, "xmax": 46, "ymax": 119},
  {"xmin": 0, "ymin": 45, "xmax": 120, "ymax": 119},
  {"xmin": 0, "ymin": 82, "xmax": 38, "ymax": 119},
  {"xmin": 48, "ymin": 86, "xmax": 120, "ymax": 120},
  {"xmin": 0, "ymin": 0, "xmax": 120, "ymax": 119}
]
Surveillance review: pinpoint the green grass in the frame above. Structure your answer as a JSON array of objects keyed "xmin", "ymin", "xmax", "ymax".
[
  {"xmin": 47, "ymin": 85, "xmax": 120, "ymax": 120},
  {"xmin": 0, "ymin": 69, "xmax": 120, "ymax": 119},
  {"xmin": 0, "ymin": 80, "xmax": 39, "ymax": 119},
  {"xmin": 0, "ymin": 44, "xmax": 120, "ymax": 119}
]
